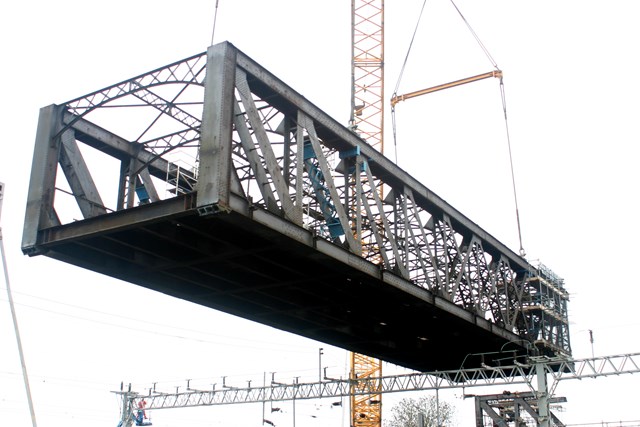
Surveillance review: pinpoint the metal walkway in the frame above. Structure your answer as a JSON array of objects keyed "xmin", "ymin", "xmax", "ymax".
[{"xmin": 22, "ymin": 42, "xmax": 570, "ymax": 372}]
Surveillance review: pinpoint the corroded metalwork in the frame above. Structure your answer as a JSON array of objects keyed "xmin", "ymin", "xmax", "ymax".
[{"xmin": 23, "ymin": 42, "xmax": 570, "ymax": 371}]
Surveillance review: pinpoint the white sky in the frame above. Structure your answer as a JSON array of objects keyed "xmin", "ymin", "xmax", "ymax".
[{"xmin": 1, "ymin": 1, "xmax": 640, "ymax": 426}]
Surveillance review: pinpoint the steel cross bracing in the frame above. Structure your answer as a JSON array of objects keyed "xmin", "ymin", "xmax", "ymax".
[
  {"xmin": 114, "ymin": 352, "xmax": 640, "ymax": 413},
  {"xmin": 24, "ymin": 42, "xmax": 569, "ymax": 364},
  {"xmin": 474, "ymin": 392, "xmax": 568, "ymax": 427}
]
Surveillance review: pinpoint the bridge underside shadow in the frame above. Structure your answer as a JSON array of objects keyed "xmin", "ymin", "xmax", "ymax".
[
  {"xmin": 23, "ymin": 42, "xmax": 571, "ymax": 372},
  {"xmin": 37, "ymin": 195, "xmax": 520, "ymax": 371}
]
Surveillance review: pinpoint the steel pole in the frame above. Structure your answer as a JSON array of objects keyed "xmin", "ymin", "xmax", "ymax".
[
  {"xmin": 0, "ymin": 183, "xmax": 38, "ymax": 427},
  {"xmin": 535, "ymin": 361, "xmax": 550, "ymax": 427}
]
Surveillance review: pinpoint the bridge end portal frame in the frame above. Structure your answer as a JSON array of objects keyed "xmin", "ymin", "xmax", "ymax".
[{"xmin": 21, "ymin": 42, "xmax": 571, "ymax": 372}]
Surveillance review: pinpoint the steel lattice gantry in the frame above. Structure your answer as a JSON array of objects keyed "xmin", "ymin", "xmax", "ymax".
[
  {"xmin": 114, "ymin": 352, "xmax": 640, "ymax": 427},
  {"xmin": 22, "ymin": 42, "xmax": 570, "ymax": 372}
]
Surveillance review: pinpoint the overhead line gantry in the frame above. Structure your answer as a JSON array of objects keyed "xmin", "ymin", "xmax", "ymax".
[{"xmin": 114, "ymin": 352, "xmax": 640, "ymax": 427}]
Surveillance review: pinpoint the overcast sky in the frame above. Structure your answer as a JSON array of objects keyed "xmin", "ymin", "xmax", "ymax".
[{"xmin": 2, "ymin": 1, "xmax": 640, "ymax": 426}]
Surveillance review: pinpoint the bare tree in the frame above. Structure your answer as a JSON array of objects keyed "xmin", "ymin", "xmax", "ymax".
[{"xmin": 385, "ymin": 396, "xmax": 455, "ymax": 427}]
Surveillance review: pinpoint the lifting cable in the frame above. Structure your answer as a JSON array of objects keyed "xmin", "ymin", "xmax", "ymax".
[
  {"xmin": 391, "ymin": 0, "xmax": 526, "ymax": 257},
  {"xmin": 448, "ymin": 0, "xmax": 498, "ymax": 70},
  {"xmin": 391, "ymin": 0, "xmax": 429, "ymax": 164},
  {"xmin": 210, "ymin": 0, "xmax": 221, "ymax": 46},
  {"xmin": 450, "ymin": 0, "xmax": 526, "ymax": 256},
  {"xmin": 499, "ymin": 80, "xmax": 526, "ymax": 257}
]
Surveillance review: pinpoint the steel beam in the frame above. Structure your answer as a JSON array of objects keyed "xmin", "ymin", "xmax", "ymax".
[
  {"xmin": 62, "ymin": 111, "xmax": 196, "ymax": 190},
  {"xmin": 58, "ymin": 129, "xmax": 107, "ymax": 218}
]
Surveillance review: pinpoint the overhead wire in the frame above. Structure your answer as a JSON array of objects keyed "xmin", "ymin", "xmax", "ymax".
[{"xmin": 0, "ymin": 289, "xmax": 320, "ymax": 353}]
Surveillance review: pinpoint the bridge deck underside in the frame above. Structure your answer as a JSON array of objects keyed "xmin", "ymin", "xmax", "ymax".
[{"xmin": 38, "ymin": 196, "xmax": 520, "ymax": 372}]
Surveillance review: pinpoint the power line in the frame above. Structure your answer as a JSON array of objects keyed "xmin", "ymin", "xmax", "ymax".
[{"xmin": 0, "ymin": 290, "xmax": 321, "ymax": 353}]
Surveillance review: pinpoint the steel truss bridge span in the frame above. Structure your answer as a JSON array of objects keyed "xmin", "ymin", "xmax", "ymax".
[{"xmin": 23, "ymin": 42, "xmax": 569, "ymax": 373}]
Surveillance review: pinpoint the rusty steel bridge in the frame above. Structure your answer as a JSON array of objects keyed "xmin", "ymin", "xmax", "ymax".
[{"xmin": 22, "ymin": 42, "xmax": 570, "ymax": 372}]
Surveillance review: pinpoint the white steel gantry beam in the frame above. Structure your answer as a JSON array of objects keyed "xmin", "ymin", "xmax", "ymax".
[{"xmin": 115, "ymin": 352, "xmax": 640, "ymax": 411}]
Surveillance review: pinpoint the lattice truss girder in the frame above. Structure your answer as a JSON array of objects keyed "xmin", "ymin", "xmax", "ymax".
[
  {"xmin": 47, "ymin": 52, "xmax": 208, "ymax": 221},
  {"xmin": 35, "ymin": 42, "xmax": 569, "ymax": 355},
  {"xmin": 116, "ymin": 352, "xmax": 640, "ymax": 413}
]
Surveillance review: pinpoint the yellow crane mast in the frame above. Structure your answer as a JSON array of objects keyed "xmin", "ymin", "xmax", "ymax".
[
  {"xmin": 350, "ymin": 0, "xmax": 384, "ymax": 153},
  {"xmin": 350, "ymin": 2, "xmax": 383, "ymax": 427}
]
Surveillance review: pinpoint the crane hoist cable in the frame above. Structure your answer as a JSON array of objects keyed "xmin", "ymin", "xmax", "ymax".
[
  {"xmin": 210, "ymin": 0, "xmax": 221, "ymax": 45},
  {"xmin": 448, "ymin": 0, "xmax": 499, "ymax": 69},
  {"xmin": 450, "ymin": 0, "xmax": 526, "ymax": 257},
  {"xmin": 391, "ymin": 0, "xmax": 428, "ymax": 164},
  {"xmin": 499, "ymin": 79, "xmax": 526, "ymax": 257},
  {"xmin": 390, "ymin": 0, "xmax": 527, "ymax": 258}
]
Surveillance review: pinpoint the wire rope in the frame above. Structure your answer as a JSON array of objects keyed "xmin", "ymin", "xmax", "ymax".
[
  {"xmin": 391, "ymin": 0, "xmax": 429, "ymax": 163},
  {"xmin": 390, "ymin": 0, "xmax": 527, "ymax": 256},
  {"xmin": 449, "ymin": 0, "xmax": 526, "ymax": 255},
  {"xmin": 448, "ymin": 0, "xmax": 499, "ymax": 70},
  {"xmin": 499, "ymin": 80, "xmax": 526, "ymax": 257},
  {"xmin": 392, "ymin": 0, "xmax": 429, "ymax": 97},
  {"xmin": 210, "ymin": 0, "xmax": 221, "ymax": 46}
]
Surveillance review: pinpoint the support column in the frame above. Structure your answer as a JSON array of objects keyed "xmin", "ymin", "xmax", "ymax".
[
  {"xmin": 536, "ymin": 361, "xmax": 550, "ymax": 427},
  {"xmin": 197, "ymin": 42, "xmax": 237, "ymax": 214},
  {"xmin": 118, "ymin": 391, "xmax": 134, "ymax": 427}
]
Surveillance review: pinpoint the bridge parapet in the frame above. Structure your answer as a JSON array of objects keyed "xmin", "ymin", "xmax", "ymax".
[{"xmin": 22, "ymin": 42, "xmax": 570, "ymax": 369}]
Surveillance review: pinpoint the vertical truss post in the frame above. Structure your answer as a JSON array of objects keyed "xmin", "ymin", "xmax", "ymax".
[
  {"xmin": 22, "ymin": 104, "xmax": 63, "ymax": 253},
  {"xmin": 197, "ymin": 43, "xmax": 237, "ymax": 213}
]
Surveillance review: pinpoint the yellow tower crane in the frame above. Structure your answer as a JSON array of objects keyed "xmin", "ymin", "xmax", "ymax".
[
  {"xmin": 349, "ymin": 2, "xmax": 383, "ymax": 427},
  {"xmin": 348, "ymin": 5, "xmax": 503, "ymax": 427}
]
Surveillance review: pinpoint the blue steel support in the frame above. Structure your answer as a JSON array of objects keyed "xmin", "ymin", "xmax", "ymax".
[{"xmin": 303, "ymin": 142, "xmax": 344, "ymax": 239}]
